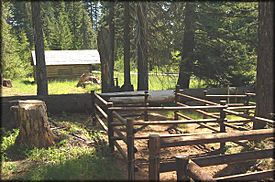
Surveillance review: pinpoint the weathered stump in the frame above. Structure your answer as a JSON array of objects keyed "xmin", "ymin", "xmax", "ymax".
[
  {"xmin": 14, "ymin": 100, "xmax": 55, "ymax": 148},
  {"xmin": 2, "ymin": 78, "xmax": 12, "ymax": 87}
]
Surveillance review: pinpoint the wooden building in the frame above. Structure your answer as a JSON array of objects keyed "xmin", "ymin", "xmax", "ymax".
[{"xmin": 31, "ymin": 50, "xmax": 100, "ymax": 79}]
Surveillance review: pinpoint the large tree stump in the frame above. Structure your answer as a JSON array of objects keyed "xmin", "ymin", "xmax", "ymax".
[{"xmin": 14, "ymin": 100, "xmax": 55, "ymax": 148}]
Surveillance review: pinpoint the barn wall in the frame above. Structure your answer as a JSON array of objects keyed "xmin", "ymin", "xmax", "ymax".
[
  {"xmin": 47, "ymin": 65, "xmax": 90, "ymax": 78},
  {"xmin": 33, "ymin": 64, "xmax": 99, "ymax": 79}
]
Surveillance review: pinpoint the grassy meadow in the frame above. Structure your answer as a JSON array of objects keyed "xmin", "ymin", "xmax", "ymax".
[
  {"xmin": 1, "ymin": 72, "xmax": 205, "ymax": 96},
  {"xmin": 1, "ymin": 113, "xmax": 124, "ymax": 180}
]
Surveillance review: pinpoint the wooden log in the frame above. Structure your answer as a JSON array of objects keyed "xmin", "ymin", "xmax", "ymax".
[
  {"xmin": 126, "ymin": 119, "xmax": 135, "ymax": 180},
  {"xmin": 2, "ymin": 78, "xmax": 12, "ymax": 88},
  {"xmin": 214, "ymin": 169, "xmax": 274, "ymax": 181},
  {"xmin": 177, "ymin": 92, "xmax": 218, "ymax": 105},
  {"xmin": 114, "ymin": 140, "xmax": 127, "ymax": 160},
  {"xmin": 109, "ymin": 105, "xmax": 226, "ymax": 111},
  {"xmin": 107, "ymin": 102, "xmax": 114, "ymax": 152},
  {"xmin": 174, "ymin": 85, "xmax": 180, "ymax": 120},
  {"xmin": 176, "ymin": 156, "xmax": 190, "ymax": 181},
  {"xmin": 224, "ymin": 109, "xmax": 275, "ymax": 126},
  {"xmin": 14, "ymin": 100, "xmax": 55, "ymax": 148},
  {"xmin": 149, "ymin": 134, "xmax": 161, "ymax": 181},
  {"xmin": 177, "ymin": 112, "xmax": 192, "ymax": 120},
  {"xmin": 219, "ymin": 100, "xmax": 227, "ymax": 153},
  {"xmin": 131, "ymin": 119, "xmax": 219, "ymax": 125},
  {"xmin": 160, "ymin": 129, "xmax": 273, "ymax": 148},
  {"xmin": 95, "ymin": 93, "xmax": 109, "ymax": 105},
  {"xmin": 205, "ymin": 94, "xmax": 247, "ymax": 98},
  {"xmin": 144, "ymin": 90, "xmax": 149, "ymax": 121},
  {"xmin": 227, "ymin": 106, "xmax": 256, "ymax": 110},
  {"xmin": 95, "ymin": 114, "xmax": 108, "ymax": 132},
  {"xmin": 95, "ymin": 103, "xmax": 108, "ymax": 118},
  {"xmin": 194, "ymin": 148, "xmax": 274, "ymax": 166},
  {"xmin": 135, "ymin": 132, "xmax": 214, "ymax": 140},
  {"xmin": 91, "ymin": 91, "xmax": 96, "ymax": 126},
  {"xmin": 187, "ymin": 160, "xmax": 215, "ymax": 181},
  {"xmin": 224, "ymin": 123, "xmax": 249, "ymax": 131}
]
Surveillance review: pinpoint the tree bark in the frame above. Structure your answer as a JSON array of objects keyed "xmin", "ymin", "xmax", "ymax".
[
  {"xmin": 14, "ymin": 100, "xmax": 55, "ymax": 148},
  {"xmin": 122, "ymin": 2, "xmax": 134, "ymax": 91},
  {"xmin": 254, "ymin": 1, "xmax": 274, "ymax": 128},
  {"xmin": 97, "ymin": 2, "xmax": 115, "ymax": 93},
  {"xmin": 137, "ymin": 2, "xmax": 148, "ymax": 91},
  {"xmin": 31, "ymin": 1, "xmax": 48, "ymax": 96},
  {"xmin": 177, "ymin": 2, "xmax": 196, "ymax": 89}
]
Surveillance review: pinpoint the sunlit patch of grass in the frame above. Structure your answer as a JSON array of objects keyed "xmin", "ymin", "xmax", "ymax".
[{"xmin": 1, "ymin": 114, "xmax": 124, "ymax": 180}]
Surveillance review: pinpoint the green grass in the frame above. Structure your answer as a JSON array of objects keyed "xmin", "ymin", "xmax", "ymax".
[
  {"xmin": 2, "ymin": 72, "xmax": 205, "ymax": 96},
  {"xmin": 1, "ymin": 114, "xmax": 124, "ymax": 180}
]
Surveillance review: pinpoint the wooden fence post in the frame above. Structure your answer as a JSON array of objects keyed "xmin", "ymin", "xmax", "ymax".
[
  {"xmin": 149, "ymin": 134, "xmax": 160, "ymax": 181},
  {"xmin": 127, "ymin": 119, "xmax": 135, "ymax": 180},
  {"xmin": 219, "ymin": 100, "xmax": 227, "ymax": 154},
  {"xmin": 91, "ymin": 91, "xmax": 96, "ymax": 126},
  {"xmin": 144, "ymin": 90, "xmax": 149, "ymax": 121},
  {"xmin": 107, "ymin": 102, "xmax": 114, "ymax": 153},
  {"xmin": 174, "ymin": 85, "xmax": 180, "ymax": 120},
  {"xmin": 244, "ymin": 93, "xmax": 250, "ymax": 115},
  {"xmin": 203, "ymin": 90, "xmax": 208, "ymax": 119},
  {"xmin": 176, "ymin": 155, "xmax": 190, "ymax": 182}
]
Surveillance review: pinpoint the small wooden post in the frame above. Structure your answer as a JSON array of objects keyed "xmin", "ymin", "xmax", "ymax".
[
  {"xmin": 203, "ymin": 90, "xmax": 208, "ymax": 119},
  {"xmin": 144, "ymin": 90, "xmax": 149, "ymax": 121},
  {"xmin": 176, "ymin": 155, "xmax": 190, "ymax": 182},
  {"xmin": 174, "ymin": 85, "xmax": 180, "ymax": 120},
  {"xmin": 107, "ymin": 102, "xmax": 114, "ymax": 152},
  {"xmin": 126, "ymin": 119, "xmax": 135, "ymax": 180},
  {"xmin": 219, "ymin": 100, "xmax": 227, "ymax": 154},
  {"xmin": 244, "ymin": 93, "xmax": 250, "ymax": 115},
  {"xmin": 91, "ymin": 90, "xmax": 96, "ymax": 126},
  {"xmin": 149, "ymin": 134, "xmax": 160, "ymax": 181}
]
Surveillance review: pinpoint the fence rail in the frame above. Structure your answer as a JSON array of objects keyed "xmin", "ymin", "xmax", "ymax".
[{"xmin": 90, "ymin": 86, "xmax": 274, "ymax": 181}]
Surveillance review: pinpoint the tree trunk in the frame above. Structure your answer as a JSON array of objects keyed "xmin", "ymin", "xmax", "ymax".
[
  {"xmin": 31, "ymin": 1, "xmax": 48, "ymax": 96},
  {"xmin": 14, "ymin": 100, "xmax": 55, "ymax": 148},
  {"xmin": 254, "ymin": 1, "xmax": 274, "ymax": 128},
  {"xmin": 177, "ymin": 2, "xmax": 196, "ymax": 89},
  {"xmin": 137, "ymin": 2, "xmax": 148, "ymax": 91},
  {"xmin": 121, "ymin": 2, "xmax": 134, "ymax": 91},
  {"xmin": 97, "ymin": 2, "xmax": 115, "ymax": 93}
]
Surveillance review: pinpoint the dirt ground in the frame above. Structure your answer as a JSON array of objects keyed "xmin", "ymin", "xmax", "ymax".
[{"xmin": 109, "ymin": 112, "xmax": 274, "ymax": 181}]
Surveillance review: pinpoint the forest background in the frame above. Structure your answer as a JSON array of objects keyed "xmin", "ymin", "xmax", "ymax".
[{"xmin": 2, "ymin": 1, "xmax": 258, "ymax": 87}]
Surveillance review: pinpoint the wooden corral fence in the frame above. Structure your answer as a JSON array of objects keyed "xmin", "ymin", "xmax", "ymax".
[
  {"xmin": 90, "ymin": 85, "xmax": 274, "ymax": 180},
  {"xmin": 148, "ymin": 129, "xmax": 274, "ymax": 181}
]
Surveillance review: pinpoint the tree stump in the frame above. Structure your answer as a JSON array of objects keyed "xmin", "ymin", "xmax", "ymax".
[
  {"xmin": 2, "ymin": 78, "xmax": 12, "ymax": 87},
  {"xmin": 14, "ymin": 100, "xmax": 55, "ymax": 148}
]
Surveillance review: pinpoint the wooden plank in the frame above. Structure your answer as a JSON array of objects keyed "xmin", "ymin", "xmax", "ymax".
[
  {"xmin": 109, "ymin": 105, "xmax": 227, "ymax": 111},
  {"xmin": 95, "ymin": 93, "xmax": 109, "ymax": 105},
  {"xmin": 95, "ymin": 114, "xmax": 108, "ymax": 132},
  {"xmin": 177, "ymin": 92, "xmax": 218, "ymax": 105},
  {"xmin": 149, "ymin": 134, "xmax": 161, "ymax": 181},
  {"xmin": 194, "ymin": 148, "xmax": 274, "ymax": 167},
  {"xmin": 224, "ymin": 109, "xmax": 275, "ymax": 126},
  {"xmin": 104, "ymin": 93, "xmax": 146, "ymax": 97},
  {"xmin": 134, "ymin": 132, "xmax": 214, "ymax": 140},
  {"xmin": 227, "ymin": 106, "xmax": 256, "ymax": 110},
  {"xmin": 245, "ymin": 92, "xmax": 256, "ymax": 96},
  {"xmin": 131, "ymin": 119, "xmax": 218, "ymax": 125},
  {"xmin": 205, "ymin": 94, "xmax": 247, "ymax": 98},
  {"xmin": 177, "ymin": 112, "xmax": 193, "ymax": 120},
  {"xmin": 187, "ymin": 160, "xmax": 215, "ymax": 181},
  {"xmin": 160, "ymin": 129, "xmax": 273, "ymax": 148},
  {"xmin": 114, "ymin": 140, "xmax": 127, "ymax": 160},
  {"xmin": 177, "ymin": 102, "xmax": 220, "ymax": 119},
  {"xmin": 214, "ymin": 169, "xmax": 274, "ymax": 181},
  {"xmin": 95, "ymin": 103, "xmax": 108, "ymax": 118},
  {"xmin": 224, "ymin": 122, "xmax": 249, "ymax": 131}
]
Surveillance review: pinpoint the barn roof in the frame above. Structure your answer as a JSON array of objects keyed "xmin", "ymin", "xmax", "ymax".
[{"xmin": 31, "ymin": 49, "xmax": 100, "ymax": 66}]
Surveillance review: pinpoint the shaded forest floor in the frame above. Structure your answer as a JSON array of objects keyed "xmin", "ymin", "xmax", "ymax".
[{"xmin": 1, "ymin": 113, "xmax": 273, "ymax": 181}]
